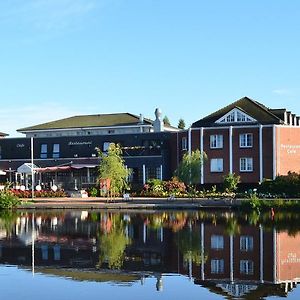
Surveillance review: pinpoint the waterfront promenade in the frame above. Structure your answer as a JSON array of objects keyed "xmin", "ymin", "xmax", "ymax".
[{"xmin": 18, "ymin": 197, "xmax": 241, "ymax": 210}]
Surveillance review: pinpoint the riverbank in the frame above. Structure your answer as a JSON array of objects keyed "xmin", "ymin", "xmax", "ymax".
[{"xmin": 18, "ymin": 197, "xmax": 241, "ymax": 210}]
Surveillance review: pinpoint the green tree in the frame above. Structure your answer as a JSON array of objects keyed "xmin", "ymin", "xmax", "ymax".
[
  {"xmin": 97, "ymin": 143, "xmax": 131, "ymax": 197},
  {"xmin": 163, "ymin": 116, "xmax": 171, "ymax": 126},
  {"xmin": 178, "ymin": 118, "xmax": 186, "ymax": 129},
  {"xmin": 223, "ymin": 173, "xmax": 240, "ymax": 193},
  {"xmin": 175, "ymin": 150, "xmax": 206, "ymax": 186}
]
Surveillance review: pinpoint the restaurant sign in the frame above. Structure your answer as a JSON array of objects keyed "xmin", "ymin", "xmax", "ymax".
[
  {"xmin": 280, "ymin": 144, "xmax": 300, "ymax": 154},
  {"xmin": 68, "ymin": 141, "xmax": 92, "ymax": 146}
]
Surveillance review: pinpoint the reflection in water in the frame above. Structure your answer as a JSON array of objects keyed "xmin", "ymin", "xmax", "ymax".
[{"xmin": 0, "ymin": 210, "xmax": 300, "ymax": 298}]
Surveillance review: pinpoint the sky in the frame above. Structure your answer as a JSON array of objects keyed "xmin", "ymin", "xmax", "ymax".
[{"xmin": 1, "ymin": 0, "xmax": 300, "ymax": 136}]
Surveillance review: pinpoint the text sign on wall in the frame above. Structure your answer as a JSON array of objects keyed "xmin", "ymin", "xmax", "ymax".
[
  {"xmin": 68, "ymin": 141, "xmax": 92, "ymax": 146},
  {"xmin": 281, "ymin": 144, "xmax": 300, "ymax": 154}
]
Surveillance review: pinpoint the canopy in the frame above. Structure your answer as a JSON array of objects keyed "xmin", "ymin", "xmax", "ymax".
[
  {"xmin": 35, "ymin": 164, "xmax": 98, "ymax": 173},
  {"xmin": 17, "ymin": 163, "xmax": 39, "ymax": 174},
  {"xmin": 35, "ymin": 166, "xmax": 72, "ymax": 173}
]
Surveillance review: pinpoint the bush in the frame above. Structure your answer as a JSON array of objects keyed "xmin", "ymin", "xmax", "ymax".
[
  {"xmin": 223, "ymin": 173, "xmax": 240, "ymax": 193},
  {"xmin": 0, "ymin": 191, "xmax": 21, "ymax": 209},
  {"xmin": 88, "ymin": 187, "xmax": 99, "ymax": 197},
  {"xmin": 141, "ymin": 178, "xmax": 186, "ymax": 197},
  {"xmin": 10, "ymin": 189, "xmax": 67, "ymax": 198}
]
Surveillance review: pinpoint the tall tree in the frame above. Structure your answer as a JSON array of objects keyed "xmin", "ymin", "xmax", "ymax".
[
  {"xmin": 97, "ymin": 143, "xmax": 130, "ymax": 197},
  {"xmin": 163, "ymin": 116, "xmax": 171, "ymax": 126},
  {"xmin": 175, "ymin": 150, "xmax": 206, "ymax": 186},
  {"xmin": 178, "ymin": 118, "xmax": 186, "ymax": 129}
]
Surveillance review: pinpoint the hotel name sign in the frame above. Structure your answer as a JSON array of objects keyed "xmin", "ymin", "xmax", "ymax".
[{"xmin": 281, "ymin": 144, "xmax": 300, "ymax": 154}]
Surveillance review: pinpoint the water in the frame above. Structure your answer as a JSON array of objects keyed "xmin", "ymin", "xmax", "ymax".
[{"xmin": 1, "ymin": 209, "xmax": 300, "ymax": 299}]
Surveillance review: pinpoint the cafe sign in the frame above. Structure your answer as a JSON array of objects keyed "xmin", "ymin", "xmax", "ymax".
[{"xmin": 280, "ymin": 144, "xmax": 300, "ymax": 154}]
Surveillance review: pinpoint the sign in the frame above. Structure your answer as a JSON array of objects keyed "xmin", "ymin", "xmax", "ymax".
[
  {"xmin": 68, "ymin": 141, "xmax": 92, "ymax": 146},
  {"xmin": 280, "ymin": 144, "xmax": 300, "ymax": 154}
]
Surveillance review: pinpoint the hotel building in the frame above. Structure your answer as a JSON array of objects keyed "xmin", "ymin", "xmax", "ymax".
[{"xmin": 176, "ymin": 97, "xmax": 300, "ymax": 184}]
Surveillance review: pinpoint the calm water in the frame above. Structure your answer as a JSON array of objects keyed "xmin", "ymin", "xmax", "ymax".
[{"xmin": 1, "ymin": 209, "xmax": 300, "ymax": 299}]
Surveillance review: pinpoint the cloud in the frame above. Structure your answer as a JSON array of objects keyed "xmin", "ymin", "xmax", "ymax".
[
  {"xmin": 0, "ymin": 0, "xmax": 96, "ymax": 33},
  {"xmin": 0, "ymin": 102, "xmax": 89, "ymax": 137}
]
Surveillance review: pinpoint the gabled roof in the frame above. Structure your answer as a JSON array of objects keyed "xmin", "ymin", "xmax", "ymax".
[
  {"xmin": 192, "ymin": 97, "xmax": 285, "ymax": 128},
  {"xmin": 17, "ymin": 113, "xmax": 153, "ymax": 132}
]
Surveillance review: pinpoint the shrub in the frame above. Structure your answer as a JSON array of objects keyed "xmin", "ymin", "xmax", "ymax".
[
  {"xmin": 223, "ymin": 173, "xmax": 240, "ymax": 193},
  {"xmin": 141, "ymin": 178, "xmax": 186, "ymax": 197},
  {"xmin": 259, "ymin": 172, "xmax": 300, "ymax": 198},
  {"xmin": 0, "ymin": 191, "xmax": 21, "ymax": 209},
  {"xmin": 9, "ymin": 189, "xmax": 67, "ymax": 198},
  {"xmin": 88, "ymin": 187, "xmax": 99, "ymax": 197}
]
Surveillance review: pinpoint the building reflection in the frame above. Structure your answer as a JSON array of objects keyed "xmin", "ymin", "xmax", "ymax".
[{"xmin": 0, "ymin": 210, "xmax": 299, "ymax": 298}]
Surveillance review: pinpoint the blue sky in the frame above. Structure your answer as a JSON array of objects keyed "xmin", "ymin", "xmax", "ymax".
[{"xmin": 1, "ymin": 0, "xmax": 300, "ymax": 136}]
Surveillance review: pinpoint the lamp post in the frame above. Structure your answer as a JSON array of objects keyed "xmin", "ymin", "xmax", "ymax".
[{"xmin": 31, "ymin": 137, "xmax": 34, "ymax": 200}]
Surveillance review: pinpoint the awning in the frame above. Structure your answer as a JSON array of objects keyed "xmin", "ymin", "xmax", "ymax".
[
  {"xmin": 35, "ymin": 166, "xmax": 72, "ymax": 173},
  {"xmin": 71, "ymin": 164, "xmax": 98, "ymax": 169},
  {"xmin": 35, "ymin": 164, "xmax": 98, "ymax": 173}
]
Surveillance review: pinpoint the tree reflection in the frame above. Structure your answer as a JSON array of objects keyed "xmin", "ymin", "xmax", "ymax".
[
  {"xmin": 97, "ymin": 214, "xmax": 130, "ymax": 269},
  {"xmin": 176, "ymin": 226, "xmax": 207, "ymax": 266}
]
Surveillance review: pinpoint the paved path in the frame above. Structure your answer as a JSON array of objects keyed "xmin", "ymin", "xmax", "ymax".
[{"xmin": 18, "ymin": 197, "xmax": 241, "ymax": 210}]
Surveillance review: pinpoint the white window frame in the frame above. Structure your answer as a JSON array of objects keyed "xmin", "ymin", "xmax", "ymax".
[
  {"xmin": 239, "ymin": 133, "xmax": 253, "ymax": 148},
  {"xmin": 211, "ymin": 259, "xmax": 224, "ymax": 274},
  {"xmin": 210, "ymin": 135, "xmax": 223, "ymax": 149},
  {"xmin": 210, "ymin": 158, "xmax": 224, "ymax": 173},
  {"xmin": 40, "ymin": 144, "xmax": 48, "ymax": 159},
  {"xmin": 240, "ymin": 157, "xmax": 253, "ymax": 172},
  {"xmin": 182, "ymin": 137, "xmax": 187, "ymax": 151},
  {"xmin": 216, "ymin": 108, "xmax": 256, "ymax": 124},
  {"xmin": 211, "ymin": 235, "xmax": 224, "ymax": 250},
  {"xmin": 52, "ymin": 144, "xmax": 60, "ymax": 158},
  {"xmin": 240, "ymin": 260, "xmax": 254, "ymax": 275},
  {"xmin": 240, "ymin": 236, "xmax": 254, "ymax": 251}
]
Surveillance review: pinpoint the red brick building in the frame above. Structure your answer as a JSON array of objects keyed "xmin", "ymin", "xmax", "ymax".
[{"xmin": 175, "ymin": 97, "xmax": 300, "ymax": 184}]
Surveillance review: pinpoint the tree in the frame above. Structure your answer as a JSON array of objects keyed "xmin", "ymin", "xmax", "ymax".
[
  {"xmin": 178, "ymin": 118, "xmax": 186, "ymax": 129},
  {"xmin": 163, "ymin": 116, "xmax": 171, "ymax": 126},
  {"xmin": 97, "ymin": 143, "xmax": 130, "ymax": 197},
  {"xmin": 223, "ymin": 173, "xmax": 240, "ymax": 193},
  {"xmin": 175, "ymin": 150, "xmax": 206, "ymax": 186}
]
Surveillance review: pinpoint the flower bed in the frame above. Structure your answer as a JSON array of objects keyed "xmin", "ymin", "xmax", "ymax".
[{"xmin": 10, "ymin": 189, "xmax": 67, "ymax": 198}]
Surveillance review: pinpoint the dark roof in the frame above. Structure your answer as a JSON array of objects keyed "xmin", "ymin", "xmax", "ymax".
[
  {"xmin": 17, "ymin": 113, "xmax": 153, "ymax": 132},
  {"xmin": 0, "ymin": 132, "xmax": 8, "ymax": 137},
  {"xmin": 191, "ymin": 96, "xmax": 285, "ymax": 127}
]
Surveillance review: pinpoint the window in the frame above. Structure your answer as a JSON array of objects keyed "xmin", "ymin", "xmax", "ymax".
[
  {"xmin": 211, "ymin": 235, "xmax": 224, "ymax": 250},
  {"xmin": 103, "ymin": 142, "xmax": 111, "ymax": 152},
  {"xmin": 216, "ymin": 108, "xmax": 256, "ymax": 124},
  {"xmin": 0, "ymin": 146, "xmax": 2, "ymax": 159},
  {"xmin": 240, "ymin": 236, "xmax": 254, "ymax": 251},
  {"xmin": 211, "ymin": 259, "xmax": 224, "ymax": 274},
  {"xmin": 52, "ymin": 144, "xmax": 60, "ymax": 158},
  {"xmin": 240, "ymin": 133, "xmax": 253, "ymax": 148},
  {"xmin": 210, "ymin": 158, "xmax": 224, "ymax": 172},
  {"xmin": 240, "ymin": 158, "xmax": 253, "ymax": 172},
  {"xmin": 182, "ymin": 137, "xmax": 187, "ymax": 150},
  {"xmin": 40, "ymin": 144, "xmax": 48, "ymax": 159},
  {"xmin": 210, "ymin": 135, "xmax": 223, "ymax": 149},
  {"xmin": 146, "ymin": 167, "xmax": 161, "ymax": 181},
  {"xmin": 240, "ymin": 260, "xmax": 254, "ymax": 275}
]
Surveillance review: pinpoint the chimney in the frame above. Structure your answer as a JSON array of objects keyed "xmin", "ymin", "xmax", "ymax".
[
  {"xmin": 153, "ymin": 108, "xmax": 164, "ymax": 132},
  {"xmin": 139, "ymin": 114, "xmax": 144, "ymax": 124}
]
